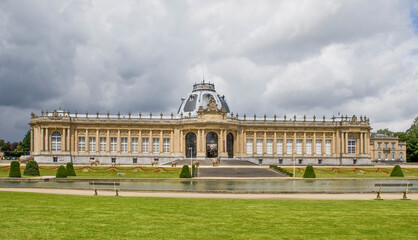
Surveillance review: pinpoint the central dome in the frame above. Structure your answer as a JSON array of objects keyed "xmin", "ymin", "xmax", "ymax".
[{"xmin": 177, "ymin": 82, "xmax": 230, "ymax": 117}]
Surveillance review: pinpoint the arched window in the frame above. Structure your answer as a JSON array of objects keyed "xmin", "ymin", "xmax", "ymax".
[
  {"xmin": 348, "ymin": 136, "xmax": 356, "ymax": 154},
  {"xmin": 51, "ymin": 131, "xmax": 61, "ymax": 152}
]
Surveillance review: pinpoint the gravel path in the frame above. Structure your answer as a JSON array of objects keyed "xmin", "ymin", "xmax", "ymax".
[{"xmin": 1, "ymin": 188, "xmax": 416, "ymax": 200}]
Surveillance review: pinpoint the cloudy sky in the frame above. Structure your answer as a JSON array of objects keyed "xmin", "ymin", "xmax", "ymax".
[{"xmin": 1, "ymin": 0, "xmax": 418, "ymax": 142}]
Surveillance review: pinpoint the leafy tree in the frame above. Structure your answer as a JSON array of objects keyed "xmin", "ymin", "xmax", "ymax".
[
  {"xmin": 405, "ymin": 117, "xmax": 418, "ymax": 162},
  {"xmin": 66, "ymin": 162, "xmax": 76, "ymax": 176},
  {"xmin": 22, "ymin": 130, "xmax": 31, "ymax": 152},
  {"xmin": 179, "ymin": 165, "xmax": 191, "ymax": 178},
  {"xmin": 375, "ymin": 128, "xmax": 392, "ymax": 136}
]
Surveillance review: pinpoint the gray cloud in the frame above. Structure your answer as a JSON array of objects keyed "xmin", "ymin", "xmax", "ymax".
[{"xmin": 0, "ymin": 0, "xmax": 417, "ymax": 141}]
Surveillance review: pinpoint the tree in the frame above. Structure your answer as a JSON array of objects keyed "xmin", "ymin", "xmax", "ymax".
[
  {"xmin": 23, "ymin": 160, "xmax": 40, "ymax": 176},
  {"xmin": 9, "ymin": 161, "xmax": 21, "ymax": 178},
  {"xmin": 405, "ymin": 117, "xmax": 418, "ymax": 162},
  {"xmin": 390, "ymin": 165, "xmax": 404, "ymax": 177},
  {"xmin": 66, "ymin": 162, "xmax": 76, "ymax": 176},
  {"xmin": 375, "ymin": 128, "xmax": 392, "ymax": 136},
  {"xmin": 303, "ymin": 165, "xmax": 316, "ymax": 178},
  {"xmin": 179, "ymin": 165, "xmax": 191, "ymax": 178},
  {"xmin": 21, "ymin": 130, "xmax": 31, "ymax": 152},
  {"xmin": 56, "ymin": 165, "xmax": 67, "ymax": 178}
]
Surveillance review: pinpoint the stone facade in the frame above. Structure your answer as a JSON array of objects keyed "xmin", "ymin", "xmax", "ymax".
[
  {"xmin": 29, "ymin": 82, "xmax": 402, "ymax": 166},
  {"xmin": 370, "ymin": 134, "xmax": 406, "ymax": 163}
]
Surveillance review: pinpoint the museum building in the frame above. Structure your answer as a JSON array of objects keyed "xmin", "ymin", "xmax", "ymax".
[{"xmin": 29, "ymin": 81, "xmax": 404, "ymax": 165}]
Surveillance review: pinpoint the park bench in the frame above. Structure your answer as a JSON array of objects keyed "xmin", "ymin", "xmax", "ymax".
[
  {"xmin": 89, "ymin": 181, "xmax": 120, "ymax": 196},
  {"xmin": 374, "ymin": 183, "xmax": 412, "ymax": 200}
]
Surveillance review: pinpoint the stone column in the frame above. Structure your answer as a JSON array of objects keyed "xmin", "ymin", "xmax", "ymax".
[
  {"xmin": 128, "ymin": 130, "xmax": 131, "ymax": 153},
  {"xmin": 273, "ymin": 132, "xmax": 277, "ymax": 155},
  {"xmin": 322, "ymin": 133, "xmax": 326, "ymax": 156},
  {"xmin": 313, "ymin": 132, "xmax": 316, "ymax": 155},
  {"xmin": 303, "ymin": 132, "xmax": 306, "ymax": 155},
  {"xmin": 62, "ymin": 128, "xmax": 66, "ymax": 152},
  {"xmin": 139, "ymin": 130, "xmax": 142, "ymax": 153},
  {"xmin": 345, "ymin": 132, "xmax": 348, "ymax": 154},
  {"xmin": 263, "ymin": 132, "xmax": 267, "ymax": 154},
  {"xmin": 332, "ymin": 132, "xmax": 336, "ymax": 155},
  {"xmin": 41, "ymin": 128, "xmax": 45, "ymax": 151},
  {"xmin": 149, "ymin": 130, "xmax": 152, "ymax": 153},
  {"xmin": 243, "ymin": 130, "xmax": 247, "ymax": 155},
  {"xmin": 253, "ymin": 131, "xmax": 256, "ymax": 154},
  {"xmin": 75, "ymin": 129, "xmax": 78, "ymax": 153},
  {"xmin": 180, "ymin": 130, "xmax": 183, "ymax": 154},
  {"xmin": 106, "ymin": 130, "xmax": 110, "ymax": 153},
  {"xmin": 170, "ymin": 130, "xmax": 174, "ymax": 153},
  {"xmin": 360, "ymin": 132, "xmax": 363, "ymax": 155},
  {"xmin": 96, "ymin": 129, "xmax": 99, "ymax": 153},
  {"xmin": 159, "ymin": 130, "xmax": 163, "ymax": 153},
  {"xmin": 293, "ymin": 132, "xmax": 296, "ymax": 155},
  {"xmin": 45, "ymin": 128, "xmax": 49, "ymax": 152},
  {"xmin": 283, "ymin": 132, "xmax": 287, "ymax": 154}
]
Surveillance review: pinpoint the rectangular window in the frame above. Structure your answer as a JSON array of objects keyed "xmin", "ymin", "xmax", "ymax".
[
  {"xmin": 378, "ymin": 143, "xmax": 381, "ymax": 150},
  {"xmin": 325, "ymin": 140, "xmax": 331, "ymax": 155},
  {"xmin": 256, "ymin": 140, "xmax": 263, "ymax": 154},
  {"xmin": 315, "ymin": 140, "xmax": 321, "ymax": 155},
  {"xmin": 306, "ymin": 140, "xmax": 312, "ymax": 155},
  {"xmin": 400, "ymin": 145, "xmax": 403, "ymax": 150},
  {"xmin": 111, "ymin": 157, "xmax": 116, "ymax": 163},
  {"xmin": 385, "ymin": 143, "xmax": 388, "ymax": 150},
  {"xmin": 385, "ymin": 153, "xmax": 388, "ymax": 160},
  {"xmin": 163, "ymin": 138, "xmax": 170, "ymax": 153},
  {"xmin": 110, "ymin": 137, "xmax": 117, "ymax": 153},
  {"xmin": 246, "ymin": 139, "xmax": 253, "ymax": 154},
  {"xmin": 276, "ymin": 140, "xmax": 283, "ymax": 154},
  {"xmin": 392, "ymin": 152, "xmax": 395, "ymax": 160},
  {"xmin": 89, "ymin": 137, "xmax": 96, "ymax": 152},
  {"xmin": 100, "ymin": 137, "xmax": 106, "ymax": 152},
  {"xmin": 121, "ymin": 137, "xmax": 128, "ymax": 153},
  {"xmin": 53, "ymin": 157, "xmax": 58, "ymax": 163},
  {"xmin": 286, "ymin": 140, "xmax": 292, "ymax": 155},
  {"xmin": 78, "ymin": 137, "xmax": 85, "ymax": 152},
  {"xmin": 131, "ymin": 138, "xmax": 138, "ymax": 153},
  {"xmin": 266, "ymin": 140, "xmax": 273, "ymax": 154},
  {"xmin": 279, "ymin": 159, "xmax": 283, "ymax": 165},
  {"xmin": 296, "ymin": 140, "xmax": 302, "ymax": 155},
  {"xmin": 133, "ymin": 158, "xmax": 137, "ymax": 164},
  {"xmin": 392, "ymin": 143, "xmax": 395, "ymax": 150},
  {"xmin": 153, "ymin": 138, "xmax": 159, "ymax": 153},
  {"xmin": 400, "ymin": 152, "xmax": 403, "ymax": 161},
  {"xmin": 378, "ymin": 152, "xmax": 381, "ymax": 160},
  {"xmin": 142, "ymin": 138, "xmax": 149, "ymax": 153},
  {"xmin": 348, "ymin": 138, "xmax": 356, "ymax": 154}
]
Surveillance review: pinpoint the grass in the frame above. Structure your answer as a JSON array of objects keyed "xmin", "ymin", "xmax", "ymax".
[
  {"xmin": 282, "ymin": 167, "xmax": 418, "ymax": 178},
  {"xmin": 0, "ymin": 191, "xmax": 416, "ymax": 239},
  {"xmin": 0, "ymin": 166, "xmax": 181, "ymax": 179}
]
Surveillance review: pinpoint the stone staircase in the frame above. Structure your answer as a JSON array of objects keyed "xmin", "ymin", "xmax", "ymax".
[{"xmin": 163, "ymin": 159, "xmax": 257, "ymax": 166}]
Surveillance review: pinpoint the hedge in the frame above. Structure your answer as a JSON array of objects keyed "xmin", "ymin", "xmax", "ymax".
[
  {"xmin": 179, "ymin": 165, "xmax": 191, "ymax": 178},
  {"xmin": 269, "ymin": 165, "xmax": 293, "ymax": 177},
  {"xmin": 66, "ymin": 162, "xmax": 76, "ymax": 176},
  {"xmin": 303, "ymin": 165, "xmax": 316, "ymax": 178},
  {"xmin": 23, "ymin": 160, "xmax": 40, "ymax": 176},
  {"xmin": 390, "ymin": 165, "xmax": 404, "ymax": 177},
  {"xmin": 56, "ymin": 165, "xmax": 67, "ymax": 178},
  {"xmin": 9, "ymin": 161, "xmax": 21, "ymax": 178}
]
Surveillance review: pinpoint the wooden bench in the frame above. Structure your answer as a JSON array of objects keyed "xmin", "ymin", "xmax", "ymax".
[
  {"xmin": 374, "ymin": 183, "xmax": 412, "ymax": 200},
  {"xmin": 89, "ymin": 182, "xmax": 120, "ymax": 196}
]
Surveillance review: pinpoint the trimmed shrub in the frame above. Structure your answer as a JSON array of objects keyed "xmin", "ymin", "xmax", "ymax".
[
  {"xmin": 192, "ymin": 165, "xmax": 196, "ymax": 177},
  {"xmin": 390, "ymin": 165, "xmax": 404, "ymax": 177},
  {"xmin": 9, "ymin": 161, "xmax": 21, "ymax": 178},
  {"xmin": 23, "ymin": 160, "xmax": 40, "ymax": 176},
  {"xmin": 303, "ymin": 165, "xmax": 316, "ymax": 178},
  {"xmin": 179, "ymin": 165, "xmax": 191, "ymax": 178},
  {"xmin": 56, "ymin": 165, "xmax": 67, "ymax": 178},
  {"xmin": 66, "ymin": 162, "xmax": 76, "ymax": 176}
]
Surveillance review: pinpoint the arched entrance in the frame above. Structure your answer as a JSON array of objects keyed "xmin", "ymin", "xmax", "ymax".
[
  {"xmin": 227, "ymin": 133, "xmax": 234, "ymax": 158},
  {"xmin": 206, "ymin": 132, "xmax": 218, "ymax": 158},
  {"xmin": 185, "ymin": 132, "xmax": 197, "ymax": 158}
]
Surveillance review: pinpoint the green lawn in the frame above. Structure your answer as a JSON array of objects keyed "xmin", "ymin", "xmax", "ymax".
[
  {"xmin": 0, "ymin": 165, "xmax": 181, "ymax": 178},
  {"xmin": 0, "ymin": 191, "xmax": 416, "ymax": 239},
  {"xmin": 282, "ymin": 167, "xmax": 418, "ymax": 178}
]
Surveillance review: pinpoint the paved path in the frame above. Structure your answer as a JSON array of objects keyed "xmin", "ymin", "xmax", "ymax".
[{"xmin": 0, "ymin": 188, "xmax": 416, "ymax": 200}]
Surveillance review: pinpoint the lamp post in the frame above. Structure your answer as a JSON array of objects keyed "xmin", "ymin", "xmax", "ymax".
[
  {"xmin": 293, "ymin": 149, "xmax": 296, "ymax": 178},
  {"xmin": 189, "ymin": 147, "xmax": 193, "ymax": 177}
]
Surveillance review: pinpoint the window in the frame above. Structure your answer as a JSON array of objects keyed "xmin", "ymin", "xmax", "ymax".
[
  {"xmin": 153, "ymin": 138, "xmax": 159, "ymax": 153},
  {"xmin": 348, "ymin": 137, "xmax": 356, "ymax": 154},
  {"xmin": 142, "ymin": 138, "xmax": 149, "ymax": 153},
  {"xmin": 276, "ymin": 140, "xmax": 283, "ymax": 154},
  {"xmin": 256, "ymin": 140, "xmax": 263, "ymax": 154},
  {"xmin": 306, "ymin": 140, "xmax": 312, "ymax": 155},
  {"xmin": 392, "ymin": 143, "xmax": 395, "ymax": 150},
  {"xmin": 385, "ymin": 153, "xmax": 388, "ymax": 160},
  {"xmin": 131, "ymin": 138, "xmax": 138, "ymax": 153},
  {"xmin": 78, "ymin": 137, "xmax": 85, "ymax": 152},
  {"xmin": 400, "ymin": 145, "xmax": 403, "ymax": 150},
  {"xmin": 53, "ymin": 156, "xmax": 58, "ymax": 163},
  {"xmin": 296, "ymin": 140, "xmax": 302, "ymax": 155},
  {"xmin": 385, "ymin": 143, "xmax": 388, "ymax": 150},
  {"xmin": 51, "ymin": 131, "xmax": 61, "ymax": 152},
  {"xmin": 279, "ymin": 159, "xmax": 283, "ymax": 165},
  {"xmin": 378, "ymin": 143, "xmax": 381, "ymax": 150},
  {"xmin": 133, "ymin": 158, "xmax": 137, "ymax": 164},
  {"xmin": 378, "ymin": 152, "xmax": 381, "ymax": 160},
  {"xmin": 400, "ymin": 152, "xmax": 403, "ymax": 161},
  {"xmin": 286, "ymin": 140, "xmax": 293, "ymax": 154},
  {"xmin": 111, "ymin": 157, "xmax": 116, "ymax": 163},
  {"xmin": 298, "ymin": 159, "xmax": 303, "ymax": 164},
  {"xmin": 318, "ymin": 159, "xmax": 322, "ymax": 165},
  {"xmin": 353, "ymin": 159, "xmax": 357, "ymax": 165},
  {"xmin": 89, "ymin": 137, "xmax": 96, "ymax": 152},
  {"xmin": 266, "ymin": 140, "xmax": 273, "ymax": 154},
  {"xmin": 100, "ymin": 137, "xmax": 106, "ymax": 152},
  {"xmin": 121, "ymin": 137, "xmax": 128, "ymax": 153},
  {"xmin": 392, "ymin": 152, "xmax": 395, "ymax": 160},
  {"xmin": 246, "ymin": 139, "xmax": 253, "ymax": 154},
  {"xmin": 163, "ymin": 138, "xmax": 170, "ymax": 153},
  {"xmin": 315, "ymin": 140, "xmax": 321, "ymax": 155},
  {"xmin": 110, "ymin": 137, "xmax": 117, "ymax": 153},
  {"xmin": 325, "ymin": 140, "xmax": 331, "ymax": 155}
]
